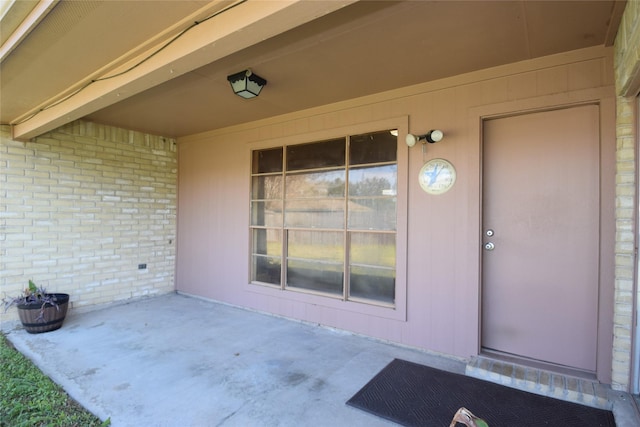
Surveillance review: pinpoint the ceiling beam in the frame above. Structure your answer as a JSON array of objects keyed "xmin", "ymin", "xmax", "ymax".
[
  {"xmin": 604, "ymin": 0, "xmax": 626, "ymax": 46},
  {"xmin": 0, "ymin": 0, "xmax": 58, "ymax": 62},
  {"xmin": 11, "ymin": 0, "xmax": 356, "ymax": 141}
]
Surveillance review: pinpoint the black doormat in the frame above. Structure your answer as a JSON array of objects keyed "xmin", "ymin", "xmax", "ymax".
[{"xmin": 346, "ymin": 359, "xmax": 616, "ymax": 427}]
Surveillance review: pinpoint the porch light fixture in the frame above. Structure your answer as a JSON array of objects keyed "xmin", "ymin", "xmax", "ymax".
[
  {"xmin": 405, "ymin": 130, "xmax": 444, "ymax": 147},
  {"xmin": 227, "ymin": 69, "xmax": 267, "ymax": 99}
]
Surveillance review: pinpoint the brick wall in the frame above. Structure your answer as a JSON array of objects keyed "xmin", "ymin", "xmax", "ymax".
[
  {"xmin": 0, "ymin": 121, "xmax": 177, "ymax": 325},
  {"xmin": 613, "ymin": 1, "xmax": 640, "ymax": 391}
]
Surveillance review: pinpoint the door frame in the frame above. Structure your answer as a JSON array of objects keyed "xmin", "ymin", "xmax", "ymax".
[
  {"xmin": 633, "ymin": 93, "xmax": 640, "ymax": 394},
  {"xmin": 467, "ymin": 88, "xmax": 616, "ymax": 383},
  {"xmin": 481, "ymin": 105, "xmax": 601, "ymax": 373}
]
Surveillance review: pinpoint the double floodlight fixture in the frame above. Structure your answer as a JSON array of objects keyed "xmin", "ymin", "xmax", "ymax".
[{"xmin": 405, "ymin": 129, "xmax": 444, "ymax": 147}]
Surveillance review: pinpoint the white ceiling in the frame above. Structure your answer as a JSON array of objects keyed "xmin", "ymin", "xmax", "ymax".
[{"xmin": 0, "ymin": 0, "xmax": 625, "ymax": 140}]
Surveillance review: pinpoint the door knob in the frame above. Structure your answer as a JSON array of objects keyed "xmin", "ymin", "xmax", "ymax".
[{"xmin": 484, "ymin": 242, "xmax": 495, "ymax": 251}]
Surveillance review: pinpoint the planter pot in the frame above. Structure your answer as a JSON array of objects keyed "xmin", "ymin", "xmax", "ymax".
[{"xmin": 17, "ymin": 293, "xmax": 69, "ymax": 334}]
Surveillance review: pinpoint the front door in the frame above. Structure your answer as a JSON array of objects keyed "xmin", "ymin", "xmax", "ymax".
[{"xmin": 481, "ymin": 105, "xmax": 600, "ymax": 372}]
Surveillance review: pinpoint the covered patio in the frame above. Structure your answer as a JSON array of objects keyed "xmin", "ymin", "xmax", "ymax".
[
  {"xmin": 3, "ymin": 293, "xmax": 640, "ymax": 427},
  {"xmin": 2, "ymin": 0, "xmax": 640, "ymax": 419}
]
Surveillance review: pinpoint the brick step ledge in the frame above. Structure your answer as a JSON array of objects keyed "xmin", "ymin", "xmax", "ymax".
[{"xmin": 465, "ymin": 356, "xmax": 611, "ymax": 410}]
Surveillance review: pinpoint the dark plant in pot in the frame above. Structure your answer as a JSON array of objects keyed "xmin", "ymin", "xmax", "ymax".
[{"xmin": 3, "ymin": 280, "xmax": 70, "ymax": 334}]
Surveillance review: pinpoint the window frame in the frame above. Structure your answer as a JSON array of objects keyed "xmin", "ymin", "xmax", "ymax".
[{"xmin": 245, "ymin": 117, "xmax": 408, "ymax": 321}]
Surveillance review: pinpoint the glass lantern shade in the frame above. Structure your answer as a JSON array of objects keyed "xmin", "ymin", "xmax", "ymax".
[{"xmin": 227, "ymin": 69, "xmax": 267, "ymax": 99}]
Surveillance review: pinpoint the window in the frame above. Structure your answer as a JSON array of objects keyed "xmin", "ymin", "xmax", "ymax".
[{"xmin": 250, "ymin": 130, "xmax": 397, "ymax": 307}]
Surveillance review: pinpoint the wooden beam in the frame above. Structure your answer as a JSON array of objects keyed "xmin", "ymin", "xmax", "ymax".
[
  {"xmin": 0, "ymin": 0, "xmax": 58, "ymax": 62},
  {"xmin": 12, "ymin": 0, "xmax": 356, "ymax": 140}
]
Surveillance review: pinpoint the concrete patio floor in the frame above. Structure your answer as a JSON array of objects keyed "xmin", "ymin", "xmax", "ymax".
[{"xmin": 3, "ymin": 293, "xmax": 640, "ymax": 427}]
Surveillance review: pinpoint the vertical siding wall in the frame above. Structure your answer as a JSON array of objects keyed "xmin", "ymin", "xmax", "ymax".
[
  {"xmin": 0, "ymin": 121, "xmax": 177, "ymax": 324},
  {"xmin": 178, "ymin": 45, "xmax": 617, "ymax": 381},
  {"xmin": 613, "ymin": 0, "xmax": 640, "ymax": 391}
]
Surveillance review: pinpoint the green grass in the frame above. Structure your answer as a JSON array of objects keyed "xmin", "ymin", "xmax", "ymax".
[{"xmin": 0, "ymin": 333, "xmax": 109, "ymax": 427}]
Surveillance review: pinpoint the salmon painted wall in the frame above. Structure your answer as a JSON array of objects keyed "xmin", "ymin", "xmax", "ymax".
[{"xmin": 176, "ymin": 46, "xmax": 616, "ymax": 377}]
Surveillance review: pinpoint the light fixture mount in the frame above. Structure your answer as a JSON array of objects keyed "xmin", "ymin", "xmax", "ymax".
[{"xmin": 227, "ymin": 69, "xmax": 267, "ymax": 99}]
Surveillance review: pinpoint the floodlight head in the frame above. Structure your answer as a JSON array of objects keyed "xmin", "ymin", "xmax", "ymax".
[{"xmin": 425, "ymin": 129, "xmax": 443, "ymax": 143}]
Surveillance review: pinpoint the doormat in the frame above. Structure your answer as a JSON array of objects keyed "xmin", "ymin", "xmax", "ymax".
[{"xmin": 346, "ymin": 359, "xmax": 616, "ymax": 427}]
